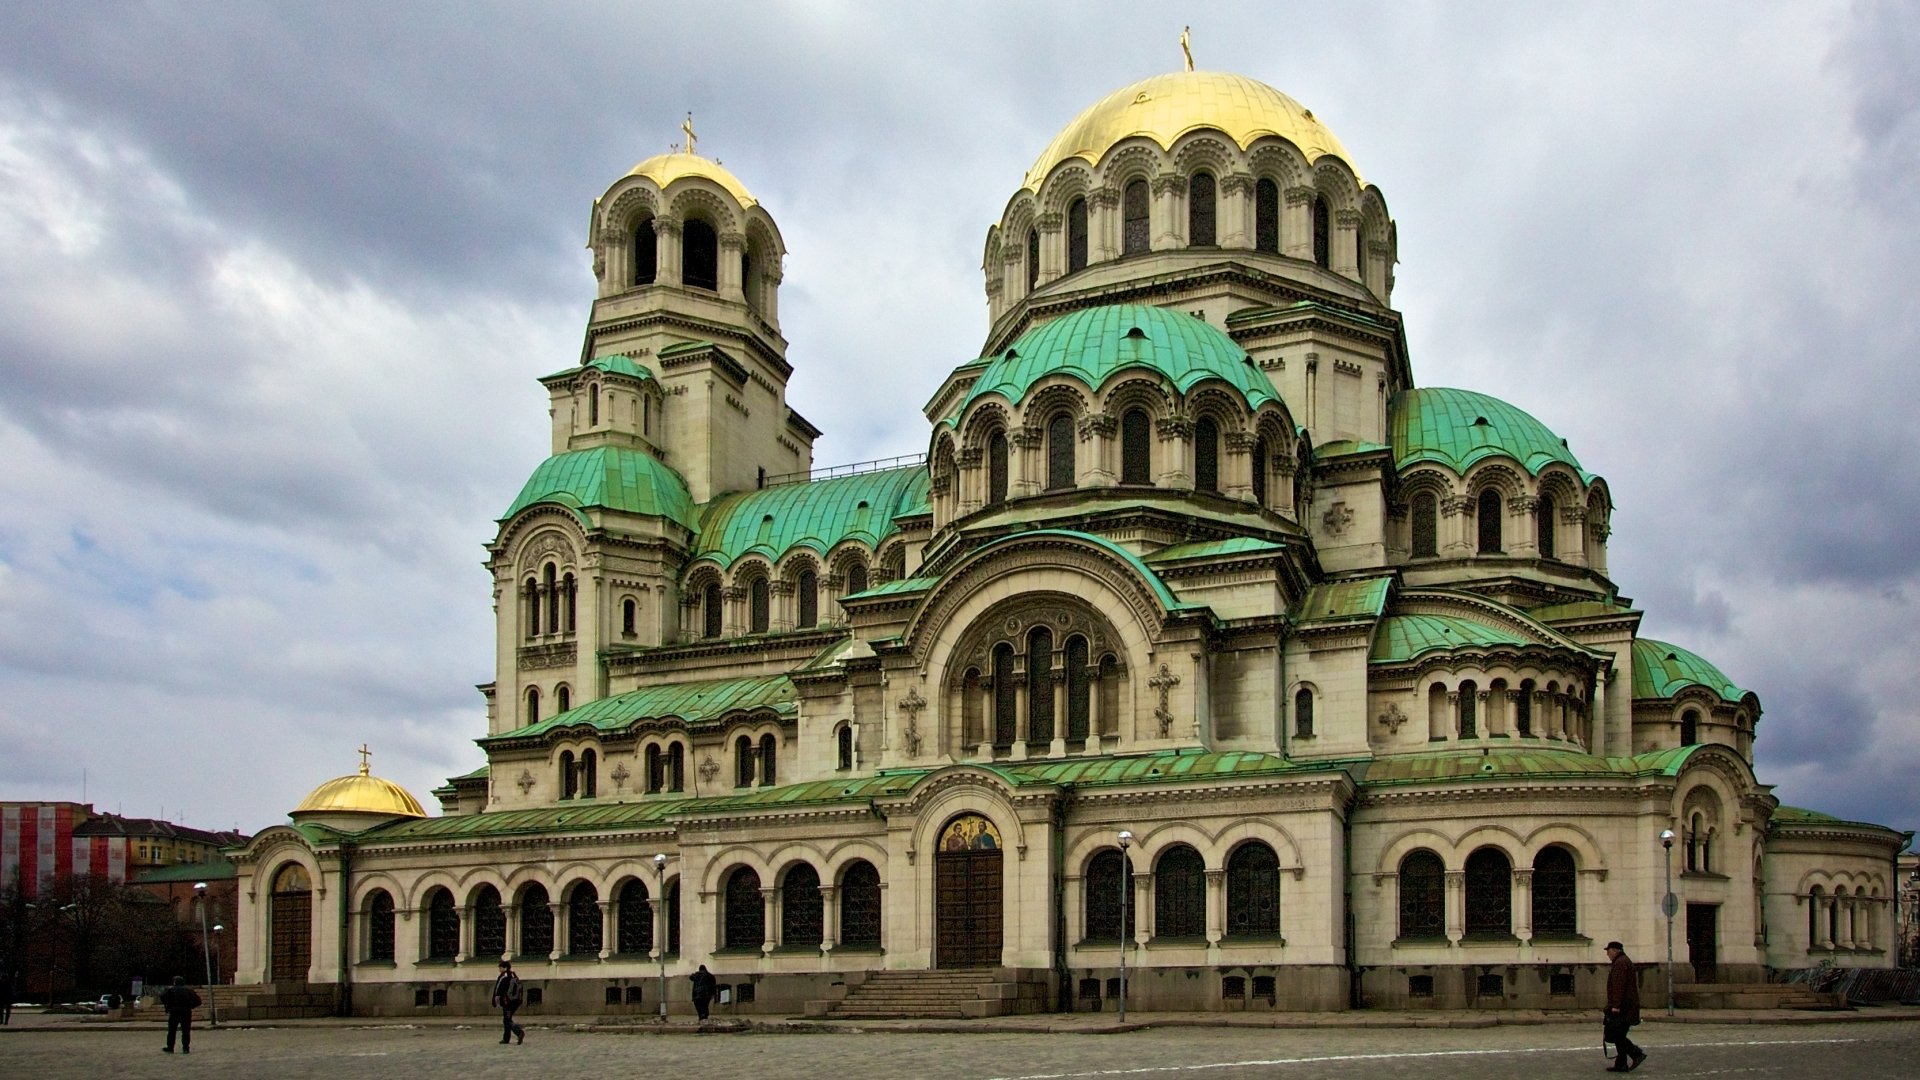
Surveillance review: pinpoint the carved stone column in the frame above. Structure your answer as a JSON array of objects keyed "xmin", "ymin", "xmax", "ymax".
[
  {"xmin": 1512, "ymin": 868, "xmax": 1533, "ymax": 941},
  {"xmin": 653, "ymin": 217, "xmax": 684, "ymax": 288},
  {"xmin": 1205, "ymin": 868, "xmax": 1226, "ymax": 945},
  {"xmin": 1089, "ymin": 185, "xmax": 1121, "ymax": 262},
  {"xmin": 1282, "ymin": 186, "xmax": 1314, "ymax": 260},
  {"xmin": 1445, "ymin": 869, "xmax": 1466, "ymax": 943},
  {"xmin": 1218, "ymin": 173, "xmax": 1255, "ymax": 248},
  {"xmin": 761, "ymin": 887, "xmax": 778, "ymax": 956},
  {"xmin": 769, "ymin": 579, "xmax": 795, "ymax": 633},
  {"xmin": 1151, "ymin": 173, "xmax": 1184, "ymax": 251},
  {"xmin": 547, "ymin": 902, "xmax": 564, "ymax": 961},
  {"xmin": 1334, "ymin": 208, "xmax": 1362, "ymax": 280},
  {"xmin": 718, "ymin": 230, "xmax": 746, "ymax": 302},
  {"xmin": 1035, "ymin": 211, "xmax": 1063, "ymax": 286},
  {"xmin": 819, "ymin": 884, "xmax": 838, "ymax": 953},
  {"xmin": 722, "ymin": 584, "xmax": 746, "ymax": 638},
  {"xmin": 598, "ymin": 899, "xmax": 615, "ymax": 960}
]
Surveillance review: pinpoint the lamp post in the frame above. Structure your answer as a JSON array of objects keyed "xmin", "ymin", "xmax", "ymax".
[
  {"xmin": 193, "ymin": 883, "xmax": 216, "ymax": 1025},
  {"xmin": 1116, "ymin": 830, "xmax": 1133, "ymax": 1024},
  {"xmin": 209, "ymin": 924, "xmax": 223, "ymax": 1026},
  {"xmin": 1659, "ymin": 829, "xmax": 1676, "ymax": 1016},
  {"xmin": 654, "ymin": 853, "xmax": 669, "ymax": 1022}
]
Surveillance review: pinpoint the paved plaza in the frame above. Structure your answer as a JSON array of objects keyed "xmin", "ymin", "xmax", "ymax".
[{"xmin": 2, "ymin": 1015, "xmax": 1918, "ymax": 1079}]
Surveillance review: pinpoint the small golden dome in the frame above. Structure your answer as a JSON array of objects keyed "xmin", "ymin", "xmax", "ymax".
[
  {"xmin": 1025, "ymin": 71, "xmax": 1360, "ymax": 191},
  {"xmin": 626, "ymin": 150, "xmax": 757, "ymax": 208},
  {"xmin": 292, "ymin": 756, "xmax": 426, "ymax": 819}
]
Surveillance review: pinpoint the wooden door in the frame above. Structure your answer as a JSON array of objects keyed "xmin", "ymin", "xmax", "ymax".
[
  {"xmin": 269, "ymin": 862, "xmax": 313, "ymax": 984},
  {"xmin": 936, "ymin": 849, "xmax": 1003, "ymax": 968},
  {"xmin": 1686, "ymin": 903, "xmax": 1718, "ymax": 983}
]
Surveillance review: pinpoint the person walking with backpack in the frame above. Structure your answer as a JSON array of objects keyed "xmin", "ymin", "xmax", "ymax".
[
  {"xmin": 1603, "ymin": 941, "xmax": 1646, "ymax": 1072},
  {"xmin": 159, "ymin": 976, "xmax": 201, "ymax": 1054},
  {"xmin": 491, "ymin": 960, "xmax": 525, "ymax": 1045}
]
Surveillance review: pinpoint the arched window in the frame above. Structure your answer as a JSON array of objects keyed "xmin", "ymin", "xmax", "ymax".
[
  {"xmin": 559, "ymin": 749, "xmax": 576, "ymax": 799},
  {"xmin": 1398, "ymin": 850, "xmax": 1445, "ymax": 939},
  {"xmin": 962, "ymin": 667, "xmax": 983, "ymax": 745},
  {"xmin": 1680, "ymin": 710, "xmax": 1699, "ymax": 747},
  {"xmin": 1254, "ymin": 178, "xmax": 1279, "ymax": 253},
  {"xmin": 987, "ymin": 431, "xmax": 1009, "ymax": 505},
  {"xmin": 556, "ymin": 685, "xmax": 571, "ymax": 714},
  {"xmin": 1027, "ymin": 627, "xmax": 1054, "ymax": 744},
  {"xmin": 1194, "ymin": 416, "xmax": 1220, "ymax": 493},
  {"xmin": 845, "ymin": 560, "xmax": 869, "ymax": 596},
  {"xmin": 617, "ymin": 879, "xmax": 651, "ymax": 955},
  {"xmin": 1459, "ymin": 680, "xmax": 1478, "ymax": 738},
  {"xmin": 523, "ymin": 577, "xmax": 538, "ymax": 640},
  {"xmin": 426, "ymin": 888, "xmax": 458, "ymax": 960},
  {"xmin": 1251, "ymin": 436, "xmax": 1269, "ymax": 505},
  {"xmin": 1537, "ymin": 494, "xmax": 1556, "ymax": 558},
  {"xmin": 1188, "ymin": 172, "xmax": 1216, "ymax": 247},
  {"xmin": 1517, "ymin": 679, "xmax": 1535, "ymax": 736},
  {"xmin": 1122, "ymin": 179, "xmax": 1150, "ymax": 255},
  {"xmin": 474, "ymin": 885, "xmax": 506, "ymax": 958},
  {"xmin": 836, "ymin": 724, "xmax": 853, "ymax": 770},
  {"xmin": 1464, "ymin": 848, "xmax": 1513, "ymax": 937},
  {"xmin": 1355, "ymin": 222, "xmax": 1370, "ymax": 285},
  {"xmin": 588, "ymin": 385, "xmax": 599, "ymax": 426},
  {"xmin": 682, "ymin": 219, "xmax": 718, "ymax": 291},
  {"xmin": 568, "ymin": 882, "xmax": 601, "ymax": 956},
  {"xmin": 780, "ymin": 864, "xmax": 823, "ymax": 949},
  {"xmin": 646, "ymin": 744, "xmax": 663, "ymax": 793},
  {"xmin": 622, "ymin": 597, "xmax": 637, "ymax": 637},
  {"xmin": 1121, "ymin": 408, "xmax": 1151, "ymax": 484},
  {"xmin": 1065, "ymin": 635, "xmax": 1090, "ymax": 741},
  {"xmin": 1294, "ymin": 686, "xmax": 1314, "ymax": 738},
  {"xmin": 1411, "ymin": 493, "xmax": 1438, "ymax": 557},
  {"xmin": 562, "ymin": 572, "xmax": 577, "ymax": 633},
  {"xmin": 840, "ymin": 861, "xmax": 882, "ymax": 949},
  {"xmin": 1687, "ymin": 812, "xmax": 1704, "ymax": 873},
  {"xmin": 723, "ymin": 867, "xmax": 763, "ymax": 950},
  {"xmin": 1098, "ymin": 654, "xmax": 1120, "ymax": 733},
  {"xmin": 1154, "ymin": 845, "xmax": 1206, "ymax": 938},
  {"xmin": 1083, "ymin": 849, "xmax": 1134, "ymax": 942},
  {"xmin": 580, "ymin": 748, "xmax": 597, "ymax": 798},
  {"xmin": 519, "ymin": 884, "xmax": 554, "ymax": 957},
  {"xmin": 1808, "ymin": 885, "xmax": 1825, "ymax": 945},
  {"xmin": 1226, "ymin": 843, "xmax": 1280, "ymax": 937},
  {"xmin": 1311, "ymin": 195, "xmax": 1331, "ymax": 268},
  {"xmin": 1066, "ymin": 197, "xmax": 1088, "ymax": 273},
  {"xmin": 734, "ymin": 735, "xmax": 754, "ymax": 787},
  {"xmin": 992, "ymin": 642, "xmax": 1017, "ymax": 746},
  {"xmin": 544, "ymin": 563, "xmax": 559, "ymax": 633},
  {"xmin": 1026, "ymin": 227, "xmax": 1039, "ymax": 292},
  {"xmin": 749, "ymin": 577, "xmax": 770, "ymax": 634},
  {"xmin": 668, "ymin": 742, "xmax": 684, "ymax": 791},
  {"xmin": 526, "ymin": 686, "xmax": 541, "ymax": 726},
  {"xmin": 633, "ymin": 219, "xmax": 657, "ymax": 285},
  {"xmin": 1477, "ymin": 489, "xmax": 1503, "ymax": 554},
  {"xmin": 1046, "ymin": 413, "xmax": 1075, "ymax": 490},
  {"xmin": 702, "ymin": 582, "xmax": 722, "ymax": 639},
  {"xmin": 759, "ymin": 733, "xmax": 778, "ymax": 786},
  {"xmin": 1532, "ymin": 846, "xmax": 1578, "ymax": 936},
  {"xmin": 796, "ymin": 568, "xmax": 818, "ymax": 629},
  {"xmin": 366, "ymin": 890, "xmax": 395, "ymax": 961}
]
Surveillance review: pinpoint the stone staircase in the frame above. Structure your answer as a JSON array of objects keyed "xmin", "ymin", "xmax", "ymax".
[
  {"xmin": 127, "ymin": 982, "xmax": 337, "ymax": 1021},
  {"xmin": 1673, "ymin": 982, "xmax": 1847, "ymax": 1010},
  {"xmin": 807, "ymin": 969, "xmax": 1046, "ymax": 1019}
]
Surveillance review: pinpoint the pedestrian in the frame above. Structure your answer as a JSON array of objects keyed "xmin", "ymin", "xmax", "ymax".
[
  {"xmin": 1, "ymin": 969, "xmax": 13, "ymax": 1025},
  {"xmin": 159, "ymin": 976, "xmax": 201, "ymax": 1054},
  {"xmin": 689, "ymin": 963, "xmax": 717, "ymax": 1020},
  {"xmin": 491, "ymin": 960, "xmax": 525, "ymax": 1045},
  {"xmin": 1603, "ymin": 940, "xmax": 1646, "ymax": 1072}
]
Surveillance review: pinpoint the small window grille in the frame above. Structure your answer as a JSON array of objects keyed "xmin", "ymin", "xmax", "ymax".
[
  {"xmin": 520, "ymin": 885, "xmax": 554, "ymax": 956},
  {"xmin": 734, "ymin": 983, "xmax": 755, "ymax": 1004},
  {"xmin": 1154, "ymin": 845, "xmax": 1206, "ymax": 938},
  {"xmin": 525, "ymin": 988, "xmax": 543, "ymax": 1006},
  {"xmin": 839, "ymin": 861, "xmax": 883, "ymax": 948},
  {"xmin": 414, "ymin": 988, "xmax": 430, "ymax": 1007},
  {"xmin": 605, "ymin": 986, "xmax": 621, "ymax": 1005},
  {"xmin": 780, "ymin": 864, "xmax": 823, "ymax": 949},
  {"xmin": 1078, "ymin": 978, "xmax": 1102, "ymax": 1001},
  {"xmin": 1408, "ymin": 975, "xmax": 1433, "ymax": 998},
  {"xmin": 474, "ymin": 887, "xmax": 506, "ymax": 957},
  {"xmin": 1194, "ymin": 417, "xmax": 1220, "ymax": 493},
  {"xmin": 1412, "ymin": 494, "xmax": 1438, "ymax": 556},
  {"xmin": 1477, "ymin": 973, "xmax": 1504, "ymax": 998},
  {"xmin": 1478, "ymin": 489, "xmax": 1503, "ymax": 553},
  {"xmin": 1550, "ymin": 972, "xmax": 1576, "ymax": 996},
  {"xmin": 626, "ymin": 985, "xmax": 645, "ymax": 1004},
  {"xmin": 1188, "ymin": 172, "xmax": 1216, "ymax": 246},
  {"xmin": 1221, "ymin": 975, "xmax": 1246, "ymax": 999},
  {"xmin": 1464, "ymin": 848, "xmax": 1513, "ymax": 937},
  {"xmin": 724, "ymin": 867, "xmax": 763, "ymax": 950},
  {"xmin": 617, "ymin": 880, "xmax": 652, "ymax": 955},
  {"xmin": 1027, "ymin": 627, "xmax": 1054, "ymax": 744},
  {"xmin": 432, "ymin": 987, "xmax": 447, "ymax": 1006},
  {"xmin": 1122, "ymin": 180, "xmax": 1150, "ymax": 254},
  {"xmin": 1251, "ymin": 975, "xmax": 1276, "ymax": 1003}
]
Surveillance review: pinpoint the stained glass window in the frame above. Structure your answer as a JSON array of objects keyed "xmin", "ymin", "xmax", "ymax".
[
  {"xmin": 1195, "ymin": 417, "xmax": 1220, "ymax": 493},
  {"xmin": 735, "ymin": 736, "xmax": 754, "ymax": 788},
  {"xmin": 1154, "ymin": 845, "xmax": 1206, "ymax": 939},
  {"xmin": 1067, "ymin": 198, "xmax": 1088, "ymax": 273},
  {"xmin": 845, "ymin": 561, "xmax": 868, "ymax": 596},
  {"xmin": 1532, "ymin": 846, "xmax": 1577, "ymax": 935},
  {"xmin": 749, "ymin": 577, "xmax": 769, "ymax": 633},
  {"xmin": 1121, "ymin": 409, "xmax": 1151, "ymax": 484},
  {"xmin": 1537, "ymin": 495, "xmax": 1556, "ymax": 558},
  {"xmin": 1312, "ymin": 195, "xmax": 1330, "ymax": 268},
  {"xmin": 519, "ymin": 884, "xmax": 553, "ymax": 957},
  {"xmin": 759, "ymin": 733, "xmax": 777, "ymax": 786},
  {"xmin": 1047, "ymin": 413, "xmax": 1075, "ymax": 490},
  {"xmin": 797, "ymin": 569, "xmax": 818, "ymax": 628},
  {"xmin": 1459, "ymin": 681, "xmax": 1477, "ymax": 738},
  {"xmin": 1252, "ymin": 437, "xmax": 1269, "ymax": 505},
  {"xmin": 617, "ymin": 880, "xmax": 652, "ymax": 955},
  {"xmin": 1517, "ymin": 680, "xmax": 1534, "ymax": 736},
  {"xmin": 367, "ymin": 890, "xmax": 395, "ymax": 961},
  {"xmin": 474, "ymin": 885, "xmax": 506, "ymax": 958},
  {"xmin": 1464, "ymin": 848, "xmax": 1512, "ymax": 937},
  {"xmin": 1123, "ymin": 180, "xmax": 1150, "ymax": 255},
  {"xmin": 1478, "ymin": 489, "xmax": 1503, "ymax": 553},
  {"xmin": 1026, "ymin": 228, "xmax": 1039, "ymax": 291},
  {"xmin": 724, "ymin": 867, "xmax": 763, "ymax": 950},
  {"xmin": 1188, "ymin": 172, "xmax": 1216, "ymax": 247},
  {"xmin": 703, "ymin": 582, "xmax": 722, "ymax": 639},
  {"xmin": 646, "ymin": 744, "xmax": 663, "ymax": 794},
  {"xmin": 1065, "ymin": 635, "xmax": 1090, "ymax": 741},
  {"xmin": 568, "ymin": 883, "xmax": 601, "ymax": 956},
  {"xmin": 836, "ymin": 724, "xmax": 853, "ymax": 770},
  {"xmin": 1412, "ymin": 493, "xmax": 1437, "ymax": 557},
  {"xmin": 993, "ymin": 643, "xmax": 1017, "ymax": 746},
  {"xmin": 988, "ymin": 432, "xmax": 1009, "ymax": 505},
  {"xmin": 1680, "ymin": 710, "xmax": 1698, "ymax": 747},
  {"xmin": 1294, "ymin": 687, "xmax": 1314, "ymax": 738},
  {"xmin": 1398, "ymin": 850, "xmax": 1444, "ymax": 939},
  {"xmin": 1027, "ymin": 627, "xmax": 1054, "ymax": 744},
  {"xmin": 1254, "ymin": 178, "xmax": 1279, "ymax": 253},
  {"xmin": 427, "ymin": 888, "xmax": 459, "ymax": 960},
  {"xmin": 1083, "ymin": 849, "xmax": 1133, "ymax": 942},
  {"xmin": 580, "ymin": 748, "xmax": 596, "ymax": 798},
  {"xmin": 840, "ymin": 861, "xmax": 882, "ymax": 948},
  {"xmin": 559, "ymin": 750, "xmax": 575, "ymax": 799},
  {"xmin": 622, "ymin": 598, "xmax": 636, "ymax": 636},
  {"xmin": 1225, "ymin": 843, "xmax": 1280, "ymax": 937},
  {"xmin": 668, "ymin": 742, "xmax": 684, "ymax": 791},
  {"xmin": 780, "ymin": 864, "xmax": 823, "ymax": 948}
]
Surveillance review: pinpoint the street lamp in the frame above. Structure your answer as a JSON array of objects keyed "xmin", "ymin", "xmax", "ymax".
[
  {"xmin": 654, "ymin": 853, "xmax": 669, "ymax": 1022},
  {"xmin": 1116, "ymin": 830, "xmax": 1133, "ymax": 1024},
  {"xmin": 193, "ymin": 883, "xmax": 217, "ymax": 1025},
  {"xmin": 209, "ymin": 925, "xmax": 224, "ymax": 1026},
  {"xmin": 1659, "ymin": 829, "xmax": 1677, "ymax": 1017}
]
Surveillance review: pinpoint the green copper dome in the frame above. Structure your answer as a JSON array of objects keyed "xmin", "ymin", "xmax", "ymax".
[
  {"xmin": 1630, "ymin": 637, "xmax": 1750, "ymax": 703},
  {"xmin": 956, "ymin": 304, "xmax": 1278, "ymax": 417},
  {"xmin": 1390, "ymin": 387, "xmax": 1590, "ymax": 479},
  {"xmin": 693, "ymin": 466, "xmax": 928, "ymax": 569},
  {"xmin": 503, "ymin": 446, "xmax": 695, "ymax": 531}
]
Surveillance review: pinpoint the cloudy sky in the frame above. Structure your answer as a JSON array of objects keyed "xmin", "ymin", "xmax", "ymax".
[{"xmin": 0, "ymin": 2, "xmax": 1915, "ymax": 840}]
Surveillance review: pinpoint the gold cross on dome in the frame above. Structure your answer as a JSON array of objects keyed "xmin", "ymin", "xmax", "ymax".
[
  {"xmin": 357, "ymin": 744, "xmax": 372, "ymax": 775},
  {"xmin": 682, "ymin": 113, "xmax": 697, "ymax": 155},
  {"xmin": 1180, "ymin": 26, "xmax": 1194, "ymax": 72}
]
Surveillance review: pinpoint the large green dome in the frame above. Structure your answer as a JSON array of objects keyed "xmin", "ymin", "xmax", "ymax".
[
  {"xmin": 957, "ymin": 304, "xmax": 1279, "ymax": 417},
  {"xmin": 503, "ymin": 446, "xmax": 696, "ymax": 531},
  {"xmin": 1631, "ymin": 638, "xmax": 1751, "ymax": 704},
  {"xmin": 1389, "ymin": 387, "xmax": 1589, "ymax": 479}
]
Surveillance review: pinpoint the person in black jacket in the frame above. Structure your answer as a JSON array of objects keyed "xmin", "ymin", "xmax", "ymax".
[
  {"xmin": 491, "ymin": 960, "xmax": 525, "ymax": 1045},
  {"xmin": 1604, "ymin": 941, "xmax": 1646, "ymax": 1072},
  {"xmin": 159, "ymin": 976, "xmax": 201, "ymax": 1054},
  {"xmin": 689, "ymin": 964, "xmax": 717, "ymax": 1020}
]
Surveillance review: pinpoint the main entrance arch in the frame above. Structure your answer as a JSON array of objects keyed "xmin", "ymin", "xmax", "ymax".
[
  {"xmin": 935, "ymin": 814, "xmax": 1003, "ymax": 968},
  {"xmin": 269, "ymin": 863, "xmax": 313, "ymax": 983}
]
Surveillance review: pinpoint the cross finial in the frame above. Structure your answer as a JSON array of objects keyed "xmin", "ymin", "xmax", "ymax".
[
  {"xmin": 357, "ymin": 744, "xmax": 372, "ymax": 775},
  {"xmin": 682, "ymin": 112, "xmax": 697, "ymax": 155},
  {"xmin": 1180, "ymin": 26, "xmax": 1194, "ymax": 72}
]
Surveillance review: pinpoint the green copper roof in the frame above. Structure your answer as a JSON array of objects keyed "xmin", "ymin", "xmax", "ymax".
[
  {"xmin": 1528, "ymin": 598, "xmax": 1639, "ymax": 623},
  {"xmin": 970, "ymin": 529, "xmax": 1197, "ymax": 612},
  {"xmin": 487, "ymin": 674, "xmax": 795, "ymax": 741},
  {"xmin": 1147, "ymin": 537, "xmax": 1288, "ymax": 563},
  {"xmin": 955, "ymin": 304, "xmax": 1278, "ymax": 418},
  {"xmin": 1370, "ymin": 612, "xmax": 1535, "ymax": 662},
  {"xmin": 540, "ymin": 353, "xmax": 655, "ymax": 383},
  {"xmin": 1314, "ymin": 439, "xmax": 1389, "ymax": 459},
  {"xmin": 844, "ymin": 575, "xmax": 938, "ymax": 600},
  {"xmin": 693, "ymin": 467, "xmax": 928, "ymax": 569},
  {"xmin": 131, "ymin": 858, "xmax": 238, "ymax": 884},
  {"xmin": 1295, "ymin": 576, "xmax": 1393, "ymax": 624},
  {"xmin": 1361, "ymin": 746, "xmax": 1700, "ymax": 786},
  {"xmin": 986, "ymin": 749, "xmax": 1336, "ymax": 787},
  {"xmin": 1630, "ymin": 638, "xmax": 1749, "ymax": 703},
  {"xmin": 1389, "ymin": 387, "xmax": 1591, "ymax": 479},
  {"xmin": 1771, "ymin": 805, "xmax": 1838, "ymax": 824},
  {"xmin": 503, "ymin": 446, "xmax": 696, "ymax": 530}
]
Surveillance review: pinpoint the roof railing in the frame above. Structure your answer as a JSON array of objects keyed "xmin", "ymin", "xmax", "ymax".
[{"xmin": 763, "ymin": 452, "xmax": 926, "ymax": 488}]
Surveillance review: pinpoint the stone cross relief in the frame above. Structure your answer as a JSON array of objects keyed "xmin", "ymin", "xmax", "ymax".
[
  {"xmin": 610, "ymin": 762, "xmax": 631, "ymax": 792},
  {"xmin": 516, "ymin": 769, "xmax": 536, "ymax": 795},
  {"xmin": 698, "ymin": 755, "xmax": 721, "ymax": 783},
  {"xmin": 1321, "ymin": 500, "xmax": 1354, "ymax": 536},
  {"xmin": 1148, "ymin": 663, "xmax": 1181, "ymax": 737},
  {"xmin": 898, "ymin": 687, "xmax": 926, "ymax": 758}
]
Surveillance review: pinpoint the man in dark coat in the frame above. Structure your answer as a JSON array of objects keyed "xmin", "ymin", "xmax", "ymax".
[
  {"xmin": 1604, "ymin": 941, "xmax": 1645, "ymax": 1072},
  {"xmin": 689, "ymin": 964, "xmax": 717, "ymax": 1020},
  {"xmin": 491, "ymin": 960, "xmax": 525, "ymax": 1045},
  {"xmin": 159, "ymin": 976, "xmax": 201, "ymax": 1054}
]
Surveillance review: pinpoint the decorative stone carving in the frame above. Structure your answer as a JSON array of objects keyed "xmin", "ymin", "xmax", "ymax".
[
  {"xmin": 610, "ymin": 762, "xmax": 630, "ymax": 791},
  {"xmin": 1379, "ymin": 703, "xmax": 1408, "ymax": 735},
  {"xmin": 1148, "ymin": 663, "xmax": 1182, "ymax": 737},
  {"xmin": 1078, "ymin": 412, "xmax": 1116, "ymax": 438},
  {"xmin": 1321, "ymin": 501, "xmax": 1355, "ymax": 536},
  {"xmin": 517, "ymin": 769, "xmax": 536, "ymax": 795},
  {"xmin": 698, "ymin": 755, "xmax": 720, "ymax": 783},
  {"xmin": 899, "ymin": 686, "xmax": 926, "ymax": 758}
]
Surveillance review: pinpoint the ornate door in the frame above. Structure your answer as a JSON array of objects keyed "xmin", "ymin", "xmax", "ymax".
[
  {"xmin": 935, "ymin": 814, "xmax": 1003, "ymax": 969},
  {"xmin": 269, "ymin": 863, "xmax": 313, "ymax": 984},
  {"xmin": 1686, "ymin": 903, "xmax": 1718, "ymax": 982}
]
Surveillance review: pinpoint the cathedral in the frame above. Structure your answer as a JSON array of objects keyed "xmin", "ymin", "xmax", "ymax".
[{"xmin": 231, "ymin": 68, "xmax": 1908, "ymax": 1017}]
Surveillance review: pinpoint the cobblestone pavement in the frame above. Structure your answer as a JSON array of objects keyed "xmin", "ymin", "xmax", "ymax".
[{"xmin": 2, "ymin": 1016, "xmax": 1918, "ymax": 1079}]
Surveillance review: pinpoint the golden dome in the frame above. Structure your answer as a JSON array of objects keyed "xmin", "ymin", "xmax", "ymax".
[
  {"xmin": 626, "ymin": 150, "xmax": 757, "ymax": 208},
  {"xmin": 1024, "ymin": 71, "xmax": 1359, "ymax": 191},
  {"xmin": 292, "ymin": 758, "xmax": 426, "ymax": 819}
]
